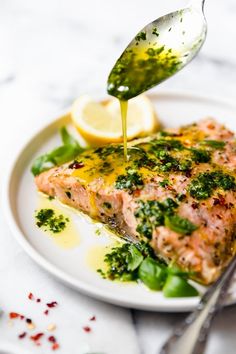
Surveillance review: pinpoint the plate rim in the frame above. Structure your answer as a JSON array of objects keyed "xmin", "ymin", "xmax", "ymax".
[{"xmin": 3, "ymin": 89, "xmax": 236, "ymax": 312}]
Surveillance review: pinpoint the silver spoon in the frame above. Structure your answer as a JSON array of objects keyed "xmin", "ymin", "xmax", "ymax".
[
  {"xmin": 107, "ymin": 0, "xmax": 207, "ymax": 100},
  {"xmin": 159, "ymin": 255, "xmax": 236, "ymax": 354}
]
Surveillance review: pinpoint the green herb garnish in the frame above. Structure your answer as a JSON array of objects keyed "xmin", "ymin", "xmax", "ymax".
[
  {"xmin": 201, "ymin": 140, "xmax": 226, "ymax": 149},
  {"xmin": 163, "ymin": 274, "xmax": 198, "ymax": 297},
  {"xmin": 135, "ymin": 31, "xmax": 147, "ymax": 42},
  {"xmin": 115, "ymin": 168, "xmax": 144, "ymax": 192},
  {"xmin": 138, "ymin": 257, "xmax": 166, "ymax": 290},
  {"xmin": 99, "ymin": 241, "xmax": 198, "ymax": 298},
  {"xmin": 164, "ymin": 214, "xmax": 198, "ymax": 235},
  {"xmin": 135, "ymin": 198, "xmax": 197, "ymax": 238},
  {"xmin": 35, "ymin": 208, "xmax": 69, "ymax": 233},
  {"xmin": 190, "ymin": 148, "xmax": 211, "ymax": 163},
  {"xmin": 189, "ymin": 171, "xmax": 236, "ymax": 200},
  {"xmin": 31, "ymin": 127, "xmax": 83, "ymax": 176}
]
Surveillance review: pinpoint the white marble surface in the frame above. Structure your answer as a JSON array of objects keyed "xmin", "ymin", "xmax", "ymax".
[{"xmin": 1, "ymin": 0, "xmax": 236, "ymax": 353}]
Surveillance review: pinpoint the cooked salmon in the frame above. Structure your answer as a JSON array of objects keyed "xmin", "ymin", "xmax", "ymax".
[{"xmin": 35, "ymin": 118, "xmax": 236, "ymax": 284}]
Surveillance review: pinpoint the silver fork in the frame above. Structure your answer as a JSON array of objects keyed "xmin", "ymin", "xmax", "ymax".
[{"xmin": 159, "ymin": 256, "xmax": 236, "ymax": 354}]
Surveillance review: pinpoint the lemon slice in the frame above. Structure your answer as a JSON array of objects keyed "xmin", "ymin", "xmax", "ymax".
[{"xmin": 71, "ymin": 94, "xmax": 159, "ymax": 145}]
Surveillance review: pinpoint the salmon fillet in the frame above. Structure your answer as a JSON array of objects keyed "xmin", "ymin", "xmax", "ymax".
[{"xmin": 35, "ymin": 118, "xmax": 236, "ymax": 284}]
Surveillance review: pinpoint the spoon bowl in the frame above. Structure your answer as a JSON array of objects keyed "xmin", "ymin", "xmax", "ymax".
[{"xmin": 107, "ymin": 1, "xmax": 207, "ymax": 100}]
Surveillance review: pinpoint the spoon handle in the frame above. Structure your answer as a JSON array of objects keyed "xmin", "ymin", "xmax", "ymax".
[{"xmin": 159, "ymin": 256, "xmax": 236, "ymax": 354}]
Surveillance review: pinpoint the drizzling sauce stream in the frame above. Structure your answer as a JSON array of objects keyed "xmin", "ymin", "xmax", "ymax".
[
  {"xmin": 107, "ymin": 27, "xmax": 182, "ymax": 160},
  {"xmin": 119, "ymin": 100, "xmax": 128, "ymax": 160}
]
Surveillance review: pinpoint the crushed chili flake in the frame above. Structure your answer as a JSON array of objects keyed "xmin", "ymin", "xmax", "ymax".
[
  {"xmin": 9, "ymin": 312, "xmax": 20, "ymax": 319},
  {"xmin": 44, "ymin": 310, "xmax": 49, "ymax": 315},
  {"xmin": 89, "ymin": 316, "xmax": 96, "ymax": 321},
  {"xmin": 19, "ymin": 332, "xmax": 27, "ymax": 339},
  {"xmin": 28, "ymin": 292, "xmax": 34, "ymax": 300},
  {"xmin": 26, "ymin": 318, "xmax": 32, "ymax": 324},
  {"xmin": 48, "ymin": 335, "xmax": 56, "ymax": 343},
  {"xmin": 47, "ymin": 301, "xmax": 58, "ymax": 308},
  {"xmin": 68, "ymin": 160, "xmax": 84, "ymax": 169},
  {"xmin": 83, "ymin": 326, "xmax": 91, "ymax": 333},
  {"xmin": 52, "ymin": 343, "xmax": 60, "ymax": 351},
  {"xmin": 36, "ymin": 298, "xmax": 41, "ymax": 303},
  {"xmin": 30, "ymin": 333, "xmax": 44, "ymax": 342}
]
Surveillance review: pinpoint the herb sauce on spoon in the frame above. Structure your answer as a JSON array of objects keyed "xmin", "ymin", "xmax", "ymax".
[{"xmin": 107, "ymin": 2, "xmax": 207, "ymax": 160}]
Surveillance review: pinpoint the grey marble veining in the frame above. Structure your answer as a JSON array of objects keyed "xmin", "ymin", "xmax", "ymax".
[{"xmin": 0, "ymin": 1, "xmax": 236, "ymax": 353}]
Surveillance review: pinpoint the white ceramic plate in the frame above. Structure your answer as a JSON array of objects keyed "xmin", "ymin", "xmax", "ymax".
[{"xmin": 4, "ymin": 90, "xmax": 236, "ymax": 312}]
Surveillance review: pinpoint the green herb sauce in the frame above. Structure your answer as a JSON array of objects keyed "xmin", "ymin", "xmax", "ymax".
[
  {"xmin": 135, "ymin": 198, "xmax": 197, "ymax": 239},
  {"xmin": 35, "ymin": 209, "xmax": 69, "ymax": 233},
  {"xmin": 115, "ymin": 168, "xmax": 144, "ymax": 191},
  {"xmin": 107, "ymin": 39, "xmax": 182, "ymax": 100},
  {"xmin": 189, "ymin": 171, "xmax": 236, "ymax": 200}
]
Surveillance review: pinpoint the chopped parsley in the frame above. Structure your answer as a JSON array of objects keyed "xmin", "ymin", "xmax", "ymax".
[
  {"xmin": 115, "ymin": 168, "xmax": 144, "ymax": 192},
  {"xmin": 135, "ymin": 198, "xmax": 197, "ymax": 238},
  {"xmin": 152, "ymin": 27, "xmax": 159, "ymax": 37},
  {"xmin": 190, "ymin": 148, "xmax": 211, "ymax": 163},
  {"xmin": 35, "ymin": 209, "xmax": 69, "ymax": 233},
  {"xmin": 201, "ymin": 140, "xmax": 226, "ymax": 150},
  {"xmin": 189, "ymin": 171, "xmax": 236, "ymax": 200},
  {"xmin": 94, "ymin": 145, "xmax": 123, "ymax": 160},
  {"xmin": 135, "ymin": 31, "xmax": 147, "ymax": 42}
]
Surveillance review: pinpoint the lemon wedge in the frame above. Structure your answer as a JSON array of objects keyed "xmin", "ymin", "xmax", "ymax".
[{"xmin": 71, "ymin": 94, "xmax": 159, "ymax": 146}]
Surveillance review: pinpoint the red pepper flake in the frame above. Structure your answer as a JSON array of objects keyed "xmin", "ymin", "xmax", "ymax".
[
  {"xmin": 36, "ymin": 298, "xmax": 41, "ymax": 303},
  {"xmin": 9, "ymin": 312, "xmax": 20, "ymax": 319},
  {"xmin": 18, "ymin": 332, "xmax": 27, "ymax": 339},
  {"xmin": 28, "ymin": 292, "xmax": 34, "ymax": 300},
  {"xmin": 68, "ymin": 160, "xmax": 84, "ymax": 169},
  {"xmin": 26, "ymin": 318, "xmax": 32, "ymax": 324},
  {"xmin": 47, "ymin": 301, "xmax": 58, "ymax": 308},
  {"xmin": 30, "ymin": 333, "xmax": 44, "ymax": 342},
  {"xmin": 44, "ymin": 310, "xmax": 49, "ymax": 315},
  {"xmin": 89, "ymin": 316, "xmax": 96, "ymax": 321},
  {"xmin": 52, "ymin": 343, "xmax": 60, "ymax": 351},
  {"xmin": 83, "ymin": 326, "xmax": 91, "ymax": 333},
  {"xmin": 48, "ymin": 335, "xmax": 56, "ymax": 343},
  {"xmin": 20, "ymin": 315, "xmax": 25, "ymax": 320}
]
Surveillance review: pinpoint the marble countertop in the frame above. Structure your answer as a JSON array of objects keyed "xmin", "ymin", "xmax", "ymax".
[{"xmin": 1, "ymin": 0, "xmax": 236, "ymax": 353}]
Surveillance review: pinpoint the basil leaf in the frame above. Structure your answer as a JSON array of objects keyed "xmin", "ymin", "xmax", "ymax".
[
  {"xmin": 167, "ymin": 264, "xmax": 190, "ymax": 277},
  {"xmin": 49, "ymin": 145, "xmax": 79, "ymax": 165},
  {"xmin": 138, "ymin": 257, "xmax": 166, "ymax": 290},
  {"xmin": 31, "ymin": 127, "xmax": 83, "ymax": 176},
  {"xmin": 31, "ymin": 155, "xmax": 55, "ymax": 176},
  {"xmin": 127, "ymin": 244, "xmax": 144, "ymax": 271},
  {"xmin": 163, "ymin": 274, "xmax": 198, "ymax": 297},
  {"xmin": 60, "ymin": 127, "xmax": 82, "ymax": 152},
  {"xmin": 165, "ymin": 215, "xmax": 198, "ymax": 235}
]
